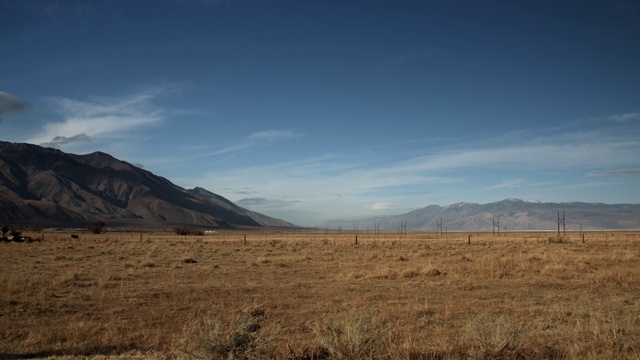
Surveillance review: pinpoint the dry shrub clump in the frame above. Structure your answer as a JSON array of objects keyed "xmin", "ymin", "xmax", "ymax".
[
  {"xmin": 568, "ymin": 312, "xmax": 639, "ymax": 359},
  {"xmin": 547, "ymin": 235, "xmax": 570, "ymax": 244},
  {"xmin": 465, "ymin": 313, "xmax": 523, "ymax": 359},
  {"xmin": 174, "ymin": 306, "xmax": 279, "ymax": 360},
  {"xmin": 313, "ymin": 312, "xmax": 389, "ymax": 360}
]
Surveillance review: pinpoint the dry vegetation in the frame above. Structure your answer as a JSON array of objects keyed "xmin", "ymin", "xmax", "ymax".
[{"xmin": 1, "ymin": 230, "xmax": 639, "ymax": 359}]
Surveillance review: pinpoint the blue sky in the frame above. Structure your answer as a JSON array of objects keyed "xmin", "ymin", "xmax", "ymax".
[{"xmin": 1, "ymin": 0, "xmax": 639, "ymax": 226}]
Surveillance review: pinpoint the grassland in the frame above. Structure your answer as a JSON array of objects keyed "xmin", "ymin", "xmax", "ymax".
[{"xmin": 1, "ymin": 230, "xmax": 639, "ymax": 359}]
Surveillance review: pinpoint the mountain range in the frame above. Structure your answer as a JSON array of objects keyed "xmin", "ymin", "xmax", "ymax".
[
  {"xmin": 0, "ymin": 141, "xmax": 294, "ymax": 229},
  {"xmin": 2, "ymin": 141, "xmax": 639, "ymax": 231},
  {"xmin": 321, "ymin": 199, "xmax": 640, "ymax": 231}
]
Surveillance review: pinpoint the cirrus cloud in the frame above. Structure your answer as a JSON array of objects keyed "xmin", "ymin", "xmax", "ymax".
[
  {"xmin": 604, "ymin": 168, "xmax": 640, "ymax": 175},
  {"xmin": 236, "ymin": 197, "xmax": 299, "ymax": 208},
  {"xmin": 211, "ymin": 130, "xmax": 298, "ymax": 155},
  {"xmin": 26, "ymin": 88, "xmax": 166, "ymax": 147},
  {"xmin": 609, "ymin": 113, "xmax": 640, "ymax": 122}
]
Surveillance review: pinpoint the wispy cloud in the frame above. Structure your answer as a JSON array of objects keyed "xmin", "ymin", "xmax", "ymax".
[
  {"xmin": 141, "ymin": 130, "xmax": 299, "ymax": 168},
  {"xmin": 609, "ymin": 113, "xmax": 640, "ymax": 122},
  {"xmin": 233, "ymin": 189, "xmax": 258, "ymax": 195},
  {"xmin": 406, "ymin": 190, "xmax": 431, "ymax": 196},
  {"xmin": 249, "ymin": 130, "xmax": 296, "ymax": 141},
  {"xmin": 604, "ymin": 168, "xmax": 640, "ymax": 175},
  {"xmin": 212, "ymin": 130, "xmax": 297, "ymax": 155},
  {"xmin": 26, "ymin": 88, "xmax": 165, "ymax": 147},
  {"xmin": 401, "ymin": 135, "xmax": 640, "ymax": 173},
  {"xmin": 369, "ymin": 202, "xmax": 391, "ymax": 210},
  {"xmin": 41, "ymin": 133, "xmax": 91, "ymax": 148},
  {"xmin": 483, "ymin": 179, "xmax": 523, "ymax": 191},
  {"xmin": 0, "ymin": 91, "xmax": 30, "ymax": 122},
  {"xmin": 193, "ymin": 120, "xmax": 640, "ymax": 224},
  {"xmin": 236, "ymin": 197, "xmax": 299, "ymax": 208},
  {"xmin": 208, "ymin": 134, "xmax": 638, "ymax": 195}
]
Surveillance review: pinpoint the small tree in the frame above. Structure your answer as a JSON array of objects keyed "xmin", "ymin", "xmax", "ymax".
[
  {"xmin": 174, "ymin": 226, "xmax": 204, "ymax": 236},
  {"xmin": 88, "ymin": 220, "xmax": 106, "ymax": 234},
  {"xmin": 175, "ymin": 225, "xmax": 191, "ymax": 236}
]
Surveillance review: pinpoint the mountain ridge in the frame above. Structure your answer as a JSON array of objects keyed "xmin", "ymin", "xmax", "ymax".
[
  {"xmin": 0, "ymin": 141, "xmax": 295, "ymax": 229},
  {"xmin": 320, "ymin": 198, "xmax": 640, "ymax": 231}
]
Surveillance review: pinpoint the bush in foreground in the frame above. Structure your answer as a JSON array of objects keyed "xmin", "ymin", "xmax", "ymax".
[
  {"xmin": 174, "ymin": 306, "xmax": 278, "ymax": 360},
  {"xmin": 313, "ymin": 312, "xmax": 388, "ymax": 360}
]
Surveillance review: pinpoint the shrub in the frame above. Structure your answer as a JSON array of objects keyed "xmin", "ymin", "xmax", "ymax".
[
  {"xmin": 88, "ymin": 220, "xmax": 106, "ymax": 234},
  {"xmin": 0, "ymin": 226, "xmax": 35, "ymax": 242},
  {"xmin": 0, "ymin": 226, "xmax": 21, "ymax": 239},
  {"xmin": 466, "ymin": 313, "xmax": 522, "ymax": 358},
  {"xmin": 174, "ymin": 226, "xmax": 204, "ymax": 236},
  {"xmin": 548, "ymin": 236, "xmax": 569, "ymax": 244},
  {"xmin": 313, "ymin": 312, "xmax": 388, "ymax": 360},
  {"xmin": 174, "ymin": 306, "xmax": 278, "ymax": 360},
  {"xmin": 1, "ymin": 225, "xmax": 9, "ymax": 237},
  {"xmin": 175, "ymin": 226, "xmax": 190, "ymax": 235}
]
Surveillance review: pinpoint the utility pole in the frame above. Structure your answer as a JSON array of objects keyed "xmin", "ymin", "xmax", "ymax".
[
  {"xmin": 399, "ymin": 221, "xmax": 407, "ymax": 236},
  {"xmin": 557, "ymin": 210, "xmax": 565, "ymax": 237},
  {"xmin": 493, "ymin": 216, "xmax": 500, "ymax": 237}
]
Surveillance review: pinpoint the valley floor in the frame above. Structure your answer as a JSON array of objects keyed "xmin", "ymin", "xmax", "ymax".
[{"xmin": 1, "ymin": 231, "xmax": 639, "ymax": 359}]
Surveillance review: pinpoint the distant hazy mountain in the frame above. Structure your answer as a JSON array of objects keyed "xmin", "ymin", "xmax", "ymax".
[
  {"xmin": 320, "ymin": 199, "xmax": 640, "ymax": 231},
  {"xmin": 0, "ymin": 141, "xmax": 295, "ymax": 229}
]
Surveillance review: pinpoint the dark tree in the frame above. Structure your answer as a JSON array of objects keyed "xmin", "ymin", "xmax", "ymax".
[
  {"xmin": 174, "ymin": 226, "xmax": 204, "ymax": 236},
  {"xmin": 88, "ymin": 221, "xmax": 106, "ymax": 234}
]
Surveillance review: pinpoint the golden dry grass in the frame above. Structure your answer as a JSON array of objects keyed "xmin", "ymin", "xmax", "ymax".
[{"xmin": 1, "ymin": 230, "xmax": 639, "ymax": 359}]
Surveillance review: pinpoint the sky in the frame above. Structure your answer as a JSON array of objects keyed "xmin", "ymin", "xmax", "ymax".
[{"xmin": 1, "ymin": 0, "xmax": 639, "ymax": 226}]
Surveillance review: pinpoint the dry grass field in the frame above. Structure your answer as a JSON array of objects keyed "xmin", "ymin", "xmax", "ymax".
[{"xmin": 1, "ymin": 230, "xmax": 639, "ymax": 359}]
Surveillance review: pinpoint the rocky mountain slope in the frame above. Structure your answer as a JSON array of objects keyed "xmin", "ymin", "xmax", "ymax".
[
  {"xmin": 321, "ymin": 199, "xmax": 640, "ymax": 231},
  {"xmin": 0, "ymin": 141, "xmax": 295, "ymax": 228}
]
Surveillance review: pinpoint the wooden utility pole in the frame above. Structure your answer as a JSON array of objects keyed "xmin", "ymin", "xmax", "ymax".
[{"xmin": 493, "ymin": 216, "xmax": 500, "ymax": 237}]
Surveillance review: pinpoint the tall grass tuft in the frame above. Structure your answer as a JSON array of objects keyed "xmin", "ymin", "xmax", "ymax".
[
  {"xmin": 174, "ymin": 306, "xmax": 278, "ymax": 359},
  {"xmin": 465, "ymin": 313, "xmax": 523, "ymax": 359},
  {"xmin": 313, "ymin": 312, "xmax": 388, "ymax": 359}
]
